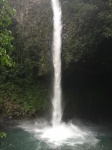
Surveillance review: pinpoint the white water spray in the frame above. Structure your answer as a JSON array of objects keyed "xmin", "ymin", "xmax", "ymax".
[{"xmin": 51, "ymin": 0, "xmax": 62, "ymax": 126}]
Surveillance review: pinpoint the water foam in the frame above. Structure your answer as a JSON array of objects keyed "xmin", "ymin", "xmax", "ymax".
[{"xmin": 19, "ymin": 120, "xmax": 98, "ymax": 147}]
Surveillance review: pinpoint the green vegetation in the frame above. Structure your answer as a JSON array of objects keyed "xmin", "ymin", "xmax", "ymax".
[
  {"xmin": 0, "ymin": 0, "xmax": 15, "ymax": 66},
  {"xmin": 0, "ymin": 132, "xmax": 7, "ymax": 138},
  {"xmin": 0, "ymin": 0, "xmax": 50, "ymax": 118},
  {"xmin": 0, "ymin": 79, "xmax": 49, "ymax": 116}
]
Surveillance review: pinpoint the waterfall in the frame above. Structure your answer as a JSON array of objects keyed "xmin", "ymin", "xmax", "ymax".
[
  {"xmin": 19, "ymin": 0, "xmax": 98, "ymax": 146},
  {"xmin": 51, "ymin": 0, "xmax": 62, "ymax": 126}
]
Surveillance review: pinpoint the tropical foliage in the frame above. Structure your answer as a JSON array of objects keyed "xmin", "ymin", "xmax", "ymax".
[
  {"xmin": 0, "ymin": 0, "xmax": 15, "ymax": 66},
  {"xmin": 0, "ymin": 132, "xmax": 7, "ymax": 138}
]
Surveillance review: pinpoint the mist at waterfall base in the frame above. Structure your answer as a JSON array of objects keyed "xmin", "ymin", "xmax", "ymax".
[
  {"xmin": 17, "ymin": 119, "xmax": 98, "ymax": 148},
  {"xmin": 1, "ymin": 122, "xmax": 112, "ymax": 150}
]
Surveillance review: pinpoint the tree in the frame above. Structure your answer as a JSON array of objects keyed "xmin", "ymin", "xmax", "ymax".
[{"xmin": 0, "ymin": 0, "xmax": 14, "ymax": 66}]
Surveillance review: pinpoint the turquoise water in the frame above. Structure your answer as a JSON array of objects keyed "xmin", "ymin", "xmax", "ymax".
[{"xmin": 1, "ymin": 124, "xmax": 112, "ymax": 150}]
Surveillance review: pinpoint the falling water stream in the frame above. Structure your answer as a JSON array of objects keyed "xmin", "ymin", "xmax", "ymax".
[{"xmin": 51, "ymin": 0, "xmax": 62, "ymax": 126}]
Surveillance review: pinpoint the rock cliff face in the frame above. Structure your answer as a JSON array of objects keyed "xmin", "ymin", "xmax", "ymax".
[
  {"xmin": 9, "ymin": 0, "xmax": 53, "ymax": 76},
  {"xmin": 9, "ymin": 0, "xmax": 51, "ymax": 23}
]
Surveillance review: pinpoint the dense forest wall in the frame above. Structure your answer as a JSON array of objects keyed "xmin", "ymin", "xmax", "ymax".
[{"xmin": 0, "ymin": 0, "xmax": 112, "ymax": 122}]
